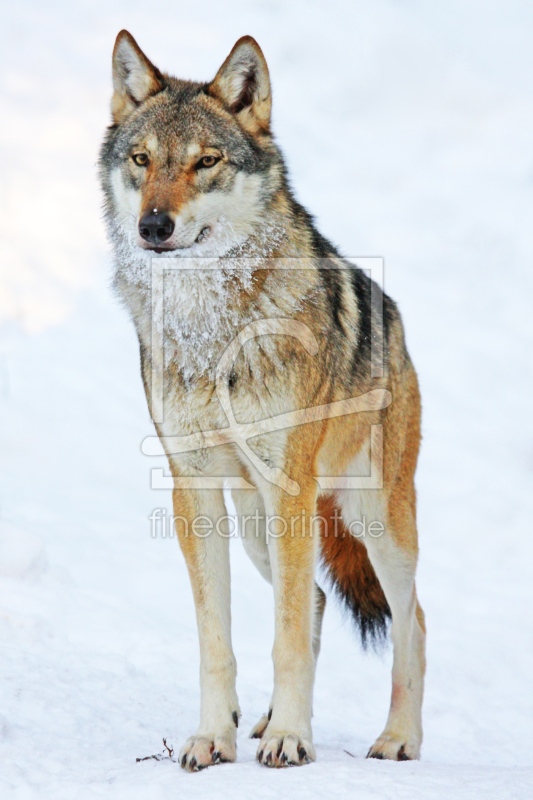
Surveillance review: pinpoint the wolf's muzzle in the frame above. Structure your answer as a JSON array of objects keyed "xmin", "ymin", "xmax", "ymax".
[{"xmin": 139, "ymin": 211, "xmax": 175, "ymax": 246}]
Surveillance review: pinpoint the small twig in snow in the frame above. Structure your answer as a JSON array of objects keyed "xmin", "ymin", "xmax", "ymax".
[
  {"xmin": 136, "ymin": 738, "xmax": 177, "ymax": 763},
  {"xmin": 162, "ymin": 738, "xmax": 174, "ymax": 758}
]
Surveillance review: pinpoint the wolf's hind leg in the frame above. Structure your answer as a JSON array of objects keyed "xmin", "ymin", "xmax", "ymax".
[
  {"xmin": 364, "ymin": 507, "xmax": 426, "ymax": 761},
  {"xmin": 311, "ymin": 583, "xmax": 327, "ymax": 660},
  {"xmin": 362, "ymin": 368, "xmax": 425, "ymax": 760},
  {"xmin": 234, "ymin": 489, "xmax": 272, "ymax": 583}
]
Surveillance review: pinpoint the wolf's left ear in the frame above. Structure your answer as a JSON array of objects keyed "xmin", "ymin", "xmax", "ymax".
[
  {"xmin": 209, "ymin": 37, "xmax": 271, "ymax": 132},
  {"xmin": 111, "ymin": 30, "xmax": 165, "ymax": 124}
]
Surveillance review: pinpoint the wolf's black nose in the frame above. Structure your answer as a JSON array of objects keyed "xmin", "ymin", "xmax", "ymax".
[{"xmin": 139, "ymin": 212, "xmax": 175, "ymax": 244}]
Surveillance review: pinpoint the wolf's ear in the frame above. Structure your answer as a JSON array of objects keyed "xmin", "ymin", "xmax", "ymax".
[
  {"xmin": 209, "ymin": 37, "xmax": 271, "ymax": 132},
  {"xmin": 111, "ymin": 30, "xmax": 165, "ymax": 124}
]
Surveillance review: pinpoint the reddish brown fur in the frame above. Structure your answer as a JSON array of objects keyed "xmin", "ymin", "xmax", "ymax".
[{"xmin": 318, "ymin": 493, "xmax": 391, "ymax": 645}]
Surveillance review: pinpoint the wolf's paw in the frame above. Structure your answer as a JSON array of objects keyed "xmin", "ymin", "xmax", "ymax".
[
  {"xmin": 179, "ymin": 732, "xmax": 236, "ymax": 772},
  {"xmin": 249, "ymin": 709, "xmax": 272, "ymax": 739},
  {"xmin": 367, "ymin": 732, "xmax": 420, "ymax": 761},
  {"xmin": 256, "ymin": 732, "xmax": 315, "ymax": 768}
]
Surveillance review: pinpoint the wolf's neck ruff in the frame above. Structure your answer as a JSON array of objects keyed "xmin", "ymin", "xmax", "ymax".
[{"xmin": 112, "ymin": 209, "xmax": 307, "ymax": 381}]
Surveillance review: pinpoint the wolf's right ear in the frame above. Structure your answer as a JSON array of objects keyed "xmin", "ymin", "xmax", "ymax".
[
  {"xmin": 209, "ymin": 37, "xmax": 271, "ymax": 133},
  {"xmin": 111, "ymin": 31, "xmax": 165, "ymax": 124}
]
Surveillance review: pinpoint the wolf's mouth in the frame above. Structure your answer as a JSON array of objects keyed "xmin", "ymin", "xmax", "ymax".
[
  {"xmin": 194, "ymin": 226, "xmax": 211, "ymax": 244},
  {"xmin": 149, "ymin": 226, "xmax": 211, "ymax": 254}
]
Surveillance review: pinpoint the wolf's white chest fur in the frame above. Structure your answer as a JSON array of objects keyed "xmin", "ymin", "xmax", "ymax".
[
  {"xmin": 115, "ymin": 208, "xmax": 298, "ymax": 382},
  {"xmin": 119, "ymin": 247, "xmax": 309, "ymax": 385},
  {"xmin": 117, "ymin": 253, "xmax": 247, "ymax": 373},
  {"xmin": 157, "ymin": 261, "xmax": 257, "ymax": 380}
]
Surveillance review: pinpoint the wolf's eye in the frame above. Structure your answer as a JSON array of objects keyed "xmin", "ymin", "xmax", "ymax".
[
  {"xmin": 197, "ymin": 155, "xmax": 220, "ymax": 169},
  {"xmin": 132, "ymin": 153, "xmax": 149, "ymax": 167}
]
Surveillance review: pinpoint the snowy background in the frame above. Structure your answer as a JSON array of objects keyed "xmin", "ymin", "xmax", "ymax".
[{"xmin": 1, "ymin": 1, "xmax": 533, "ymax": 797}]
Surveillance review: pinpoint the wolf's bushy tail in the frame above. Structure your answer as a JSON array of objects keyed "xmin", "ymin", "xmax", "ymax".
[{"xmin": 318, "ymin": 494, "xmax": 391, "ymax": 648}]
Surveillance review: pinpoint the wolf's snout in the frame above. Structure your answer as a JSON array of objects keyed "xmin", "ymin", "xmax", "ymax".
[{"xmin": 138, "ymin": 211, "xmax": 175, "ymax": 246}]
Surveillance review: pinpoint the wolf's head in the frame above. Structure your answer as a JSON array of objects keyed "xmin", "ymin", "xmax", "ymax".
[{"xmin": 100, "ymin": 31, "xmax": 286, "ymax": 260}]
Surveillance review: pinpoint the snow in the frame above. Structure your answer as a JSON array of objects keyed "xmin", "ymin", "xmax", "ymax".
[{"xmin": 1, "ymin": 1, "xmax": 533, "ymax": 798}]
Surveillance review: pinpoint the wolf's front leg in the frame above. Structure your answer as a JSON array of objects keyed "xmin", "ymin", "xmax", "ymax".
[
  {"xmin": 255, "ymin": 478, "xmax": 319, "ymax": 767},
  {"xmin": 172, "ymin": 488, "xmax": 240, "ymax": 771}
]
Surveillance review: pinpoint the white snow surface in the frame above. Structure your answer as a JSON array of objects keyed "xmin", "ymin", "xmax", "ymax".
[{"xmin": 1, "ymin": 1, "xmax": 533, "ymax": 798}]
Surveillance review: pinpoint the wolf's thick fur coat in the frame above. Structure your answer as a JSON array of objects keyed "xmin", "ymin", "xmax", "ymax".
[{"xmin": 99, "ymin": 30, "xmax": 426, "ymax": 770}]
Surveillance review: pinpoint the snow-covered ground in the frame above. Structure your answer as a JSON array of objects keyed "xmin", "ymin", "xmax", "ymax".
[{"xmin": 1, "ymin": 1, "xmax": 533, "ymax": 797}]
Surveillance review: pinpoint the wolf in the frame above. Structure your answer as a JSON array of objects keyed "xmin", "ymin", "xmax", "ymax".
[{"xmin": 99, "ymin": 30, "xmax": 426, "ymax": 770}]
